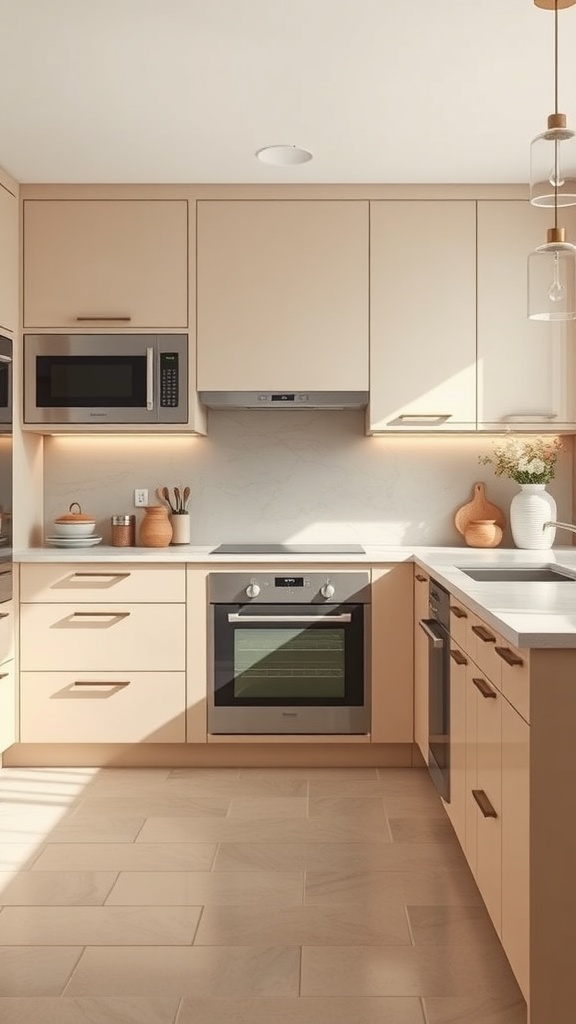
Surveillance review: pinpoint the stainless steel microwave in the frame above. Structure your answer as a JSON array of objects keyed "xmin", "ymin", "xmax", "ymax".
[{"xmin": 24, "ymin": 334, "xmax": 188, "ymax": 425}]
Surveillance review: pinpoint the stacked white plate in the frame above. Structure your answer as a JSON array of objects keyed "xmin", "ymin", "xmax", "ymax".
[
  {"xmin": 46, "ymin": 535, "xmax": 103, "ymax": 548},
  {"xmin": 46, "ymin": 515, "xmax": 102, "ymax": 547}
]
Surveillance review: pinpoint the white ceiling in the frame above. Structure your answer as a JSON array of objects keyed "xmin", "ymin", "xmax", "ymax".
[{"xmin": 1, "ymin": 0, "xmax": 575, "ymax": 185}]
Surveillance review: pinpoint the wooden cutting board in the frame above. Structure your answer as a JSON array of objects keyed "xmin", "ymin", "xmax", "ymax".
[{"xmin": 454, "ymin": 482, "xmax": 506, "ymax": 536}]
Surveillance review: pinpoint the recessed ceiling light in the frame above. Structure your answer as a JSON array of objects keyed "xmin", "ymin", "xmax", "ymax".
[{"xmin": 256, "ymin": 145, "xmax": 313, "ymax": 166}]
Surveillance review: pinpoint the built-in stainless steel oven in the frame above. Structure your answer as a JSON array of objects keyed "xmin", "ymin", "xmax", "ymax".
[
  {"xmin": 208, "ymin": 571, "xmax": 371, "ymax": 734},
  {"xmin": 419, "ymin": 577, "xmax": 450, "ymax": 801},
  {"xmin": 24, "ymin": 334, "xmax": 188, "ymax": 425}
]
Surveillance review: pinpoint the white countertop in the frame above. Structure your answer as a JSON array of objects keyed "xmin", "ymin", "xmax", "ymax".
[{"xmin": 13, "ymin": 543, "xmax": 576, "ymax": 649}]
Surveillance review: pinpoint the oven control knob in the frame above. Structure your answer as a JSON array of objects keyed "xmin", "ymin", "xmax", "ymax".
[
  {"xmin": 245, "ymin": 583, "xmax": 261, "ymax": 599},
  {"xmin": 320, "ymin": 582, "xmax": 335, "ymax": 599}
]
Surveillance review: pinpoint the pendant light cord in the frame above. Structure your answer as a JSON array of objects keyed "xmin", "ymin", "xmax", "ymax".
[{"xmin": 554, "ymin": 0, "xmax": 559, "ymax": 229}]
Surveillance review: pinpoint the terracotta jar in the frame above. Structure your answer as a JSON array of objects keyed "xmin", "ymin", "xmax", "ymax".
[
  {"xmin": 139, "ymin": 505, "xmax": 173, "ymax": 547},
  {"xmin": 464, "ymin": 519, "xmax": 503, "ymax": 548}
]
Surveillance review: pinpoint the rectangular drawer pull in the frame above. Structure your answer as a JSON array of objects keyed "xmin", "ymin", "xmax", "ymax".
[
  {"xmin": 449, "ymin": 648, "xmax": 468, "ymax": 666},
  {"xmin": 450, "ymin": 606, "xmax": 467, "ymax": 619},
  {"xmin": 73, "ymin": 680, "xmax": 131, "ymax": 688},
  {"xmin": 70, "ymin": 572, "xmax": 131, "ymax": 580},
  {"xmin": 0, "ymin": 612, "xmax": 10, "ymax": 619},
  {"xmin": 495, "ymin": 646, "xmax": 524, "ymax": 667},
  {"xmin": 0, "ymin": 672, "xmax": 9, "ymax": 680},
  {"xmin": 472, "ymin": 676, "xmax": 497, "ymax": 699},
  {"xmin": 75, "ymin": 316, "xmax": 132, "ymax": 322},
  {"xmin": 415, "ymin": 573, "xmax": 428, "ymax": 583},
  {"xmin": 471, "ymin": 624, "xmax": 496, "ymax": 643},
  {"xmin": 472, "ymin": 789, "xmax": 498, "ymax": 819}
]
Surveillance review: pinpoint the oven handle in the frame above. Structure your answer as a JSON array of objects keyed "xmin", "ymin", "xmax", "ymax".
[
  {"xmin": 227, "ymin": 613, "xmax": 352, "ymax": 623},
  {"xmin": 419, "ymin": 618, "xmax": 445, "ymax": 649},
  {"xmin": 146, "ymin": 346, "xmax": 154, "ymax": 411}
]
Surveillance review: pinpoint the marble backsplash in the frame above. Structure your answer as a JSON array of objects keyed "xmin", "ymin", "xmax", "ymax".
[{"xmin": 42, "ymin": 411, "xmax": 574, "ymax": 547}]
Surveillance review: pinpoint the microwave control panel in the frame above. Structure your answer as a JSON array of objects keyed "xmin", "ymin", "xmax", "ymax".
[{"xmin": 160, "ymin": 352, "xmax": 179, "ymax": 407}]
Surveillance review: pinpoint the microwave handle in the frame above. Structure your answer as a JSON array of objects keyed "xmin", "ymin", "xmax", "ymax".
[{"xmin": 146, "ymin": 347, "xmax": 154, "ymax": 411}]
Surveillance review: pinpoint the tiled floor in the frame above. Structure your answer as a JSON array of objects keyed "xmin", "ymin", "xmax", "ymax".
[{"xmin": 0, "ymin": 765, "xmax": 527, "ymax": 1024}]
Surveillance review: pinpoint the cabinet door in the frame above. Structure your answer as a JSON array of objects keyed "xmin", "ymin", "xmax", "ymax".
[
  {"xmin": 473, "ymin": 669, "xmax": 502, "ymax": 935},
  {"xmin": 413, "ymin": 569, "xmax": 429, "ymax": 759},
  {"xmin": 371, "ymin": 564, "xmax": 413, "ymax": 743},
  {"xmin": 501, "ymin": 697, "xmax": 530, "ymax": 1000},
  {"xmin": 197, "ymin": 200, "xmax": 369, "ymax": 391},
  {"xmin": 369, "ymin": 201, "xmax": 476, "ymax": 431},
  {"xmin": 23, "ymin": 200, "xmax": 189, "ymax": 329},
  {"xmin": 477, "ymin": 200, "xmax": 576, "ymax": 428},
  {"xmin": 0, "ymin": 660, "xmax": 16, "ymax": 753},
  {"xmin": 0, "ymin": 183, "xmax": 18, "ymax": 334},
  {"xmin": 446, "ymin": 643, "xmax": 468, "ymax": 847}
]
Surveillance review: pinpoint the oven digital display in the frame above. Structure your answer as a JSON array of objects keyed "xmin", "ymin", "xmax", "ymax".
[{"xmin": 275, "ymin": 576, "xmax": 304, "ymax": 587}]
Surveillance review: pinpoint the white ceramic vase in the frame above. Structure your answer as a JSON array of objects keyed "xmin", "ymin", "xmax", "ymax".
[{"xmin": 509, "ymin": 484, "xmax": 556, "ymax": 550}]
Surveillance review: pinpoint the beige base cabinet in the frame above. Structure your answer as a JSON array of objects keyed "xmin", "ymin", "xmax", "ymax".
[
  {"xmin": 501, "ymin": 696, "xmax": 529, "ymax": 999},
  {"xmin": 371, "ymin": 564, "xmax": 413, "ymax": 743},
  {"xmin": 23, "ymin": 199, "xmax": 189, "ymax": 329},
  {"xmin": 0, "ymin": 661, "xmax": 16, "ymax": 755},
  {"xmin": 197, "ymin": 200, "xmax": 369, "ymax": 392},
  {"xmin": 413, "ymin": 569, "xmax": 429, "ymax": 759},
  {"xmin": 19, "ymin": 563, "xmax": 187, "ymax": 745},
  {"xmin": 444, "ymin": 640, "xmax": 467, "ymax": 849},
  {"xmin": 477, "ymin": 200, "xmax": 576, "ymax": 430},
  {"xmin": 369, "ymin": 201, "xmax": 476, "ymax": 432}
]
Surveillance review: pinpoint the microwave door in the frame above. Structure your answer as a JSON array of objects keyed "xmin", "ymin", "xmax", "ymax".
[{"xmin": 0, "ymin": 336, "xmax": 12, "ymax": 427}]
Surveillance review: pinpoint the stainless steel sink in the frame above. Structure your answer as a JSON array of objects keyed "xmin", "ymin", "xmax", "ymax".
[{"xmin": 459, "ymin": 565, "xmax": 576, "ymax": 582}]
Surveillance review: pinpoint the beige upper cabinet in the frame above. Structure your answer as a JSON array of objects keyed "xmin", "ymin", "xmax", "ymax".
[
  {"xmin": 196, "ymin": 200, "xmax": 369, "ymax": 391},
  {"xmin": 0, "ymin": 182, "xmax": 18, "ymax": 334},
  {"xmin": 369, "ymin": 200, "xmax": 476, "ymax": 432},
  {"xmin": 477, "ymin": 200, "xmax": 576, "ymax": 429},
  {"xmin": 23, "ymin": 200, "xmax": 189, "ymax": 329}
]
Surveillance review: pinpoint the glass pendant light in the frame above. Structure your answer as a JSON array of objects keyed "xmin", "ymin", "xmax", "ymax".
[
  {"xmin": 530, "ymin": 0, "xmax": 576, "ymax": 206},
  {"xmin": 528, "ymin": 0, "xmax": 576, "ymax": 320}
]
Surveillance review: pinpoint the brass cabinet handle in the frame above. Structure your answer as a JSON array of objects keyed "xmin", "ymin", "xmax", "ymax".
[
  {"xmin": 71, "ymin": 572, "xmax": 131, "ymax": 579},
  {"xmin": 0, "ymin": 612, "xmax": 10, "ymax": 619},
  {"xmin": 70, "ymin": 611, "xmax": 131, "ymax": 619},
  {"xmin": 415, "ymin": 574, "xmax": 428, "ymax": 583},
  {"xmin": 495, "ymin": 646, "xmax": 524, "ymax": 668},
  {"xmin": 472, "ymin": 624, "xmax": 496, "ymax": 643},
  {"xmin": 73, "ymin": 679, "xmax": 130, "ymax": 687},
  {"xmin": 389, "ymin": 414, "xmax": 452, "ymax": 425},
  {"xmin": 75, "ymin": 316, "xmax": 132, "ymax": 322},
  {"xmin": 450, "ymin": 605, "xmax": 468, "ymax": 619},
  {"xmin": 449, "ymin": 648, "xmax": 468, "ymax": 666},
  {"xmin": 0, "ymin": 672, "xmax": 9, "ymax": 680},
  {"xmin": 472, "ymin": 789, "xmax": 498, "ymax": 818},
  {"xmin": 472, "ymin": 676, "xmax": 497, "ymax": 699}
]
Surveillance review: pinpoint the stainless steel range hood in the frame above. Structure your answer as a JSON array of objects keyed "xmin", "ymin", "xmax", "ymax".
[{"xmin": 199, "ymin": 391, "xmax": 369, "ymax": 410}]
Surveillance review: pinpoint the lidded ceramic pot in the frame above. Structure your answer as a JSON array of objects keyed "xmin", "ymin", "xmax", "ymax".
[
  {"xmin": 52, "ymin": 502, "xmax": 96, "ymax": 537},
  {"xmin": 139, "ymin": 505, "xmax": 173, "ymax": 547}
]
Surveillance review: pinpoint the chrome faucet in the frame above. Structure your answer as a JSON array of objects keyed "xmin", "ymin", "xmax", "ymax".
[{"xmin": 543, "ymin": 521, "xmax": 576, "ymax": 535}]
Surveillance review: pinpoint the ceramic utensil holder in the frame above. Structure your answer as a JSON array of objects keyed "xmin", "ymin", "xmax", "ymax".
[{"xmin": 170, "ymin": 512, "xmax": 190, "ymax": 544}]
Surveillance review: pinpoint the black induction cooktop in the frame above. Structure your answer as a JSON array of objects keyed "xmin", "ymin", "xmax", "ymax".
[{"xmin": 210, "ymin": 543, "xmax": 366, "ymax": 555}]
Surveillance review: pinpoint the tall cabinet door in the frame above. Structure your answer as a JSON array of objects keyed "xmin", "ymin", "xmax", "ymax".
[
  {"xmin": 477, "ymin": 200, "xmax": 576, "ymax": 429},
  {"xmin": 413, "ymin": 569, "xmax": 430, "ymax": 760},
  {"xmin": 197, "ymin": 200, "xmax": 369, "ymax": 392},
  {"xmin": 0, "ymin": 182, "xmax": 18, "ymax": 335},
  {"xmin": 369, "ymin": 200, "xmax": 476, "ymax": 432},
  {"xmin": 501, "ymin": 697, "xmax": 530, "ymax": 1000}
]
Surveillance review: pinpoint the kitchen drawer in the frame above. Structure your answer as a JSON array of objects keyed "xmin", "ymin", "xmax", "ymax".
[
  {"xmin": 473, "ymin": 668, "xmax": 502, "ymax": 935},
  {"xmin": 20, "ymin": 672, "xmax": 185, "ymax": 743},
  {"xmin": 468, "ymin": 611, "xmax": 502, "ymax": 688},
  {"xmin": 20, "ymin": 603, "xmax": 185, "ymax": 672},
  {"xmin": 0, "ymin": 600, "xmax": 14, "ymax": 665},
  {"xmin": 495, "ymin": 641, "xmax": 530, "ymax": 724},
  {"xmin": 20, "ymin": 563, "xmax": 186, "ymax": 604},
  {"xmin": 449, "ymin": 598, "xmax": 470, "ymax": 650}
]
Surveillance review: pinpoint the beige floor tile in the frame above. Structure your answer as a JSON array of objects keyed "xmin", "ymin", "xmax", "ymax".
[
  {"xmin": 231, "ymin": 776, "xmax": 308, "ymax": 797},
  {"xmin": 309, "ymin": 769, "xmax": 436, "ymax": 799},
  {"xmin": 382, "ymin": 794, "xmax": 448, "ymax": 819},
  {"xmin": 0, "ymin": 946, "xmax": 83, "ymax": 996},
  {"xmin": 0, "ymin": 905, "xmax": 202, "ymax": 945},
  {"xmin": 0, "ymin": 996, "xmax": 180, "ymax": 1024},
  {"xmin": 0, "ymin": 843, "xmax": 45, "ymax": 872},
  {"xmin": 65, "ymin": 945, "xmax": 300, "ymax": 997},
  {"xmin": 213, "ymin": 841, "xmax": 468, "ymax": 874},
  {"xmin": 168, "ymin": 771, "xmax": 308, "ymax": 797},
  {"xmin": 305, "ymin": 868, "xmax": 482, "ymax": 907},
  {"xmin": 168, "ymin": 768, "xmax": 241, "ymax": 782},
  {"xmin": 408, "ymin": 905, "xmax": 498, "ymax": 946},
  {"xmin": 388, "ymin": 818, "xmax": 460, "ymax": 844},
  {"xmin": 31, "ymin": 842, "xmax": 216, "ymax": 873},
  {"xmin": 0, "ymin": 871, "xmax": 117, "ymax": 906},
  {"xmin": 0, "ymin": 809, "xmax": 79, "ymax": 844},
  {"xmin": 239, "ymin": 767, "xmax": 379, "ymax": 780},
  {"xmin": 177, "ymin": 996, "xmax": 426, "ymax": 1024},
  {"xmin": 137, "ymin": 815, "xmax": 393, "ymax": 844},
  {"xmin": 423, "ymin": 994, "xmax": 527, "ymax": 1024},
  {"xmin": 227, "ymin": 797, "xmax": 308, "ymax": 819},
  {"xmin": 42, "ymin": 816, "xmax": 145, "ymax": 844},
  {"xmin": 301, "ymin": 945, "xmax": 523, "ymax": 998},
  {"xmin": 106, "ymin": 870, "xmax": 303, "ymax": 906},
  {"xmin": 73, "ymin": 795, "xmax": 230, "ymax": 817},
  {"xmin": 376, "ymin": 768, "xmax": 438, "ymax": 790},
  {"xmin": 194, "ymin": 902, "xmax": 411, "ymax": 946}
]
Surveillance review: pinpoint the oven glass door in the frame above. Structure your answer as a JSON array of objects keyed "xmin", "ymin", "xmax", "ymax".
[
  {"xmin": 213, "ymin": 603, "xmax": 365, "ymax": 706},
  {"xmin": 36, "ymin": 355, "xmax": 148, "ymax": 409}
]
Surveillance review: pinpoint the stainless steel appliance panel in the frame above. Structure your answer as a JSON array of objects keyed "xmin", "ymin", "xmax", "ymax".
[
  {"xmin": 24, "ymin": 334, "xmax": 188, "ymax": 424},
  {"xmin": 420, "ymin": 578, "xmax": 451, "ymax": 801}
]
